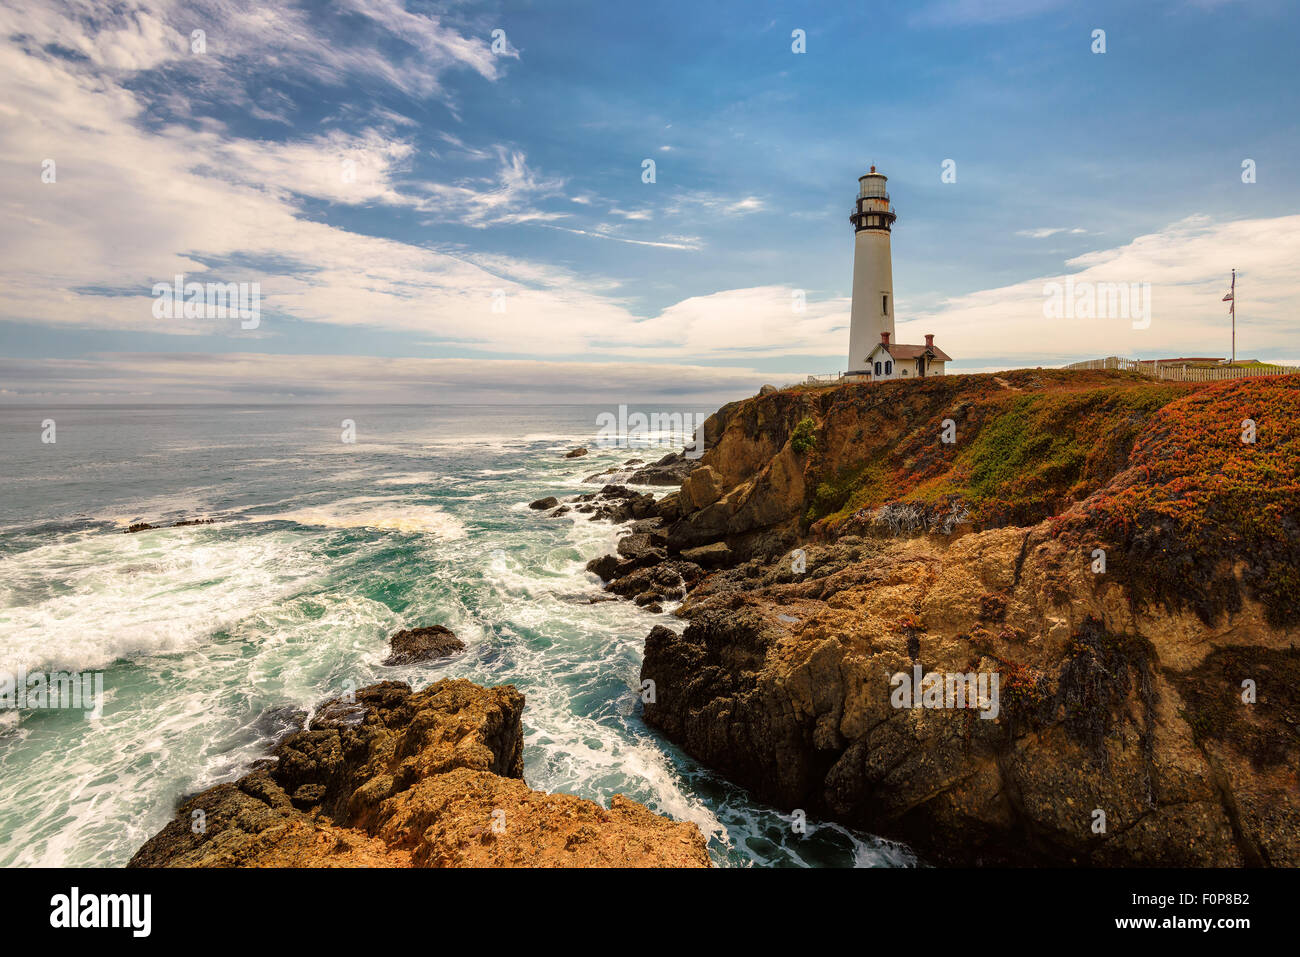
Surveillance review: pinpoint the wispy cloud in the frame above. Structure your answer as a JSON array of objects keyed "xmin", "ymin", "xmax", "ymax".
[{"xmin": 1015, "ymin": 227, "xmax": 1087, "ymax": 239}]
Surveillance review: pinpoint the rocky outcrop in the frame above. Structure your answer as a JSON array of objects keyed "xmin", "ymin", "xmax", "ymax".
[
  {"xmin": 608, "ymin": 371, "xmax": 1299, "ymax": 866},
  {"xmin": 382, "ymin": 626, "xmax": 465, "ymax": 666},
  {"xmin": 542, "ymin": 484, "xmax": 659, "ymax": 524},
  {"xmin": 125, "ymin": 518, "xmax": 215, "ymax": 533},
  {"xmin": 564, "ymin": 447, "xmax": 588, "ymax": 458},
  {"xmin": 584, "ymin": 451, "xmax": 701, "ymax": 487},
  {"xmin": 130, "ymin": 679, "xmax": 710, "ymax": 868}
]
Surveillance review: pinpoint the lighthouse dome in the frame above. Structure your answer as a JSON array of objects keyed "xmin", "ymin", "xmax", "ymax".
[{"xmin": 858, "ymin": 167, "xmax": 889, "ymax": 199}]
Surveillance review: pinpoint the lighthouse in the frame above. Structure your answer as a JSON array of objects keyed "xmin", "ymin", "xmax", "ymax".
[
  {"xmin": 847, "ymin": 166, "xmax": 897, "ymax": 373},
  {"xmin": 845, "ymin": 167, "xmax": 950, "ymax": 380}
]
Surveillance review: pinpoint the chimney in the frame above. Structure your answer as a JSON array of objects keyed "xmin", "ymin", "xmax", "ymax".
[
  {"xmin": 924, "ymin": 333, "xmax": 934, "ymax": 348},
  {"xmin": 881, "ymin": 331, "xmax": 890, "ymax": 346}
]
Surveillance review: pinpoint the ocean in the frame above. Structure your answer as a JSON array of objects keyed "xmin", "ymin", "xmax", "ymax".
[{"xmin": 0, "ymin": 404, "xmax": 915, "ymax": 868}]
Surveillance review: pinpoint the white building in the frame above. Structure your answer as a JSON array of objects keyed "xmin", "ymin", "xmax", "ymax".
[
  {"xmin": 863, "ymin": 331, "xmax": 951, "ymax": 380},
  {"xmin": 846, "ymin": 167, "xmax": 951, "ymax": 380}
]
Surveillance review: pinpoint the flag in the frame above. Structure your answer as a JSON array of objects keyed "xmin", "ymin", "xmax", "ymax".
[{"xmin": 1222, "ymin": 292, "xmax": 1233, "ymax": 301}]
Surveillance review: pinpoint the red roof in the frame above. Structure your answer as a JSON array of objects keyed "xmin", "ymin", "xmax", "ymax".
[{"xmin": 878, "ymin": 342, "xmax": 953, "ymax": 362}]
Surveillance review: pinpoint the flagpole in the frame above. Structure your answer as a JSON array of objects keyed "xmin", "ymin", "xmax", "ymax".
[{"xmin": 1231, "ymin": 268, "xmax": 1236, "ymax": 364}]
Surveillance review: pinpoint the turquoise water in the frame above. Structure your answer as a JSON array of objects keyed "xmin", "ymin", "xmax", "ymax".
[{"xmin": 0, "ymin": 404, "xmax": 914, "ymax": 867}]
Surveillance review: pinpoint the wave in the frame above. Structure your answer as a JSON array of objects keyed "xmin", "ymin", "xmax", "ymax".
[
  {"xmin": 256, "ymin": 497, "xmax": 468, "ymax": 538},
  {"xmin": 0, "ymin": 527, "xmax": 325, "ymax": 674}
]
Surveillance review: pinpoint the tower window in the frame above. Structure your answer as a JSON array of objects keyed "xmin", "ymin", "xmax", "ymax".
[{"xmin": 882, "ymin": 294, "xmax": 889, "ymax": 316}]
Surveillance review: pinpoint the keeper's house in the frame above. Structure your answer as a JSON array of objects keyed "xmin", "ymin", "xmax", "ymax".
[{"xmin": 861, "ymin": 331, "xmax": 951, "ymax": 381}]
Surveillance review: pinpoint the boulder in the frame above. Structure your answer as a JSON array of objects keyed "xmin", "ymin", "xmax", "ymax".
[
  {"xmin": 679, "ymin": 465, "xmax": 725, "ymax": 511},
  {"xmin": 680, "ymin": 541, "xmax": 733, "ymax": 569},
  {"xmin": 382, "ymin": 626, "xmax": 466, "ymax": 666},
  {"xmin": 529, "ymin": 496, "xmax": 559, "ymax": 510}
]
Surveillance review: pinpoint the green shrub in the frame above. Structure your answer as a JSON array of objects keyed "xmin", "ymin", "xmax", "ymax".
[{"xmin": 790, "ymin": 417, "xmax": 817, "ymax": 455}]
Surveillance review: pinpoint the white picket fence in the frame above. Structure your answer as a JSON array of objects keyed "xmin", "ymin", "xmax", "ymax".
[{"xmin": 1065, "ymin": 356, "xmax": 1299, "ymax": 382}]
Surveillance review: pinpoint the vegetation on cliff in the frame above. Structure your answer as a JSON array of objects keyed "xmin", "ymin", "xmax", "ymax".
[
  {"xmin": 702, "ymin": 369, "xmax": 1298, "ymax": 627},
  {"xmin": 799, "ymin": 370, "xmax": 1192, "ymax": 530},
  {"xmin": 1059, "ymin": 375, "xmax": 1300, "ymax": 626}
]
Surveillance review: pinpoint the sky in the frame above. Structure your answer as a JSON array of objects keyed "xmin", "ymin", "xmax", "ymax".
[{"xmin": 1, "ymin": 0, "xmax": 1297, "ymax": 403}]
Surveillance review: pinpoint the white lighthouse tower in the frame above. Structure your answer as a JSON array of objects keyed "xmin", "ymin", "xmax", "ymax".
[{"xmin": 847, "ymin": 166, "xmax": 898, "ymax": 373}]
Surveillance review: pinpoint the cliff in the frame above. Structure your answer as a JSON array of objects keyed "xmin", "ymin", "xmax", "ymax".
[
  {"xmin": 598, "ymin": 370, "xmax": 1298, "ymax": 865},
  {"xmin": 130, "ymin": 679, "xmax": 710, "ymax": 867}
]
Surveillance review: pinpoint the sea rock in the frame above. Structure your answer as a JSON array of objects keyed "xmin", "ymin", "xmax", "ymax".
[
  {"xmin": 130, "ymin": 679, "xmax": 710, "ymax": 868},
  {"xmin": 564, "ymin": 447, "xmax": 588, "ymax": 458},
  {"xmin": 565, "ymin": 485, "xmax": 657, "ymax": 523},
  {"xmin": 680, "ymin": 541, "xmax": 733, "ymax": 568},
  {"xmin": 529, "ymin": 496, "xmax": 559, "ymax": 510},
  {"xmin": 382, "ymin": 626, "xmax": 466, "ymax": 666},
  {"xmin": 125, "ymin": 518, "xmax": 215, "ymax": 533},
  {"xmin": 628, "ymin": 451, "xmax": 698, "ymax": 486},
  {"xmin": 583, "ymin": 451, "xmax": 700, "ymax": 487},
  {"xmin": 616, "ymin": 532, "xmax": 667, "ymax": 565}
]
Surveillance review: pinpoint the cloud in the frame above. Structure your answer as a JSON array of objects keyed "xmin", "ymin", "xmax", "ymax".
[
  {"xmin": 416, "ymin": 148, "xmax": 569, "ymax": 226},
  {"xmin": 1, "ymin": 0, "xmax": 504, "ymax": 105},
  {"xmin": 910, "ymin": 214, "xmax": 1300, "ymax": 363},
  {"xmin": 537, "ymin": 225, "xmax": 701, "ymax": 251},
  {"xmin": 661, "ymin": 190, "xmax": 766, "ymax": 218},
  {"xmin": 1015, "ymin": 227, "xmax": 1086, "ymax": 239}
]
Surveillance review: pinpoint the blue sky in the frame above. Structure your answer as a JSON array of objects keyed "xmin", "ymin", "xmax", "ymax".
[{"xmin": 1, "ymin": 0, "xmax": 1297, "ymax": 402}]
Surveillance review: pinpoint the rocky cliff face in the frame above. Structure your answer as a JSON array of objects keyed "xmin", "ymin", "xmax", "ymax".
[
  {"xmin": 130, "ymin": 679, "xmax": 710, "ymax": 867},
  {"xmin": 604, "ymin": 370, "xmax": 1299, "ymax": 866}
]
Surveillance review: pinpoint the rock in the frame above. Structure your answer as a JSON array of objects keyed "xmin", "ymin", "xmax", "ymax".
[
  {"xmin": 564, "ymin": 447, "xmax": 588, "ymax": 458},
  {"xmin": 560, "ymin": 484, "xmax": 658, "ymax": 524},
  {"xmin": 616, "ymin": 533, "xmax": 667, "ymax": 565},
  {"xmin": 680, "ymin": 541, "xmax": 733, "ymax": 568},
  {"xmin": 382, "ymin": 626, "xmax": 466, "ymax": 666},
  {"xmin": 125, "ymin": 518, "xmax": 215, "ymax": 533},
  {"xmin": 758, "ymin": 384, "xmax": 778, "ymax": 396},
  {"xmin": 628, "ymin": 452, "xmax": 698, "ymax": 486},
  {"xmin": 529, "ymin": 496, "xmax": 559, "ymax": 510},
  {"xmin": 130, "ymin": 679, "xmax": 710, "ymax": 868},
  {"xmin": 655, "ymin": 492, "xmax": 684, "ymax": 523},
  {"xmin": 679, "ymin": 465, "xmax": 725, "ymax": 511},
  {"xmin": 585, "ymin": 554, "xmax": 625, "ymax": 581}
]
